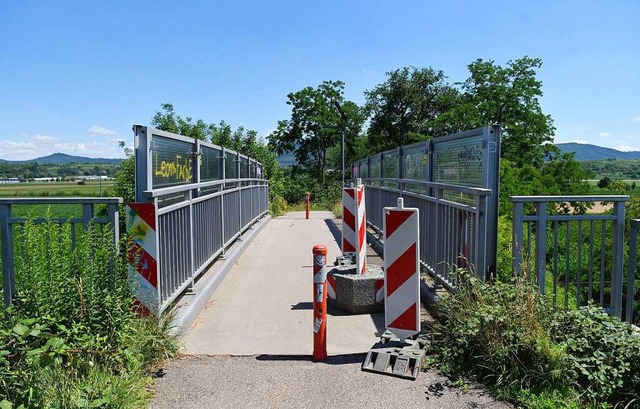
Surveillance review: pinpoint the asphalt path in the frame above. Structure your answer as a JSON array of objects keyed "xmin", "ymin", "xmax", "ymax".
[{"xmin": 151, "ymin": 211, "xmax": 511, "ymax": 408}]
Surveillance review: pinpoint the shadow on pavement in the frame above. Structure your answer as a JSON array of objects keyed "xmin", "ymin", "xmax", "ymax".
[
  {"xmin": 324, "ymin": 218, "xmax": 342, "ymax": 247},
  {"xmin": 255, "ymin": 353, "xmax": 367, "ymax": 365},
  {"xmin": 291, "ymin": 302, "xmax": 313, "ymax": 310}
]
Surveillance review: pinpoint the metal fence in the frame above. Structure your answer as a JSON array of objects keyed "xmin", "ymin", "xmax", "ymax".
[
  {"xmin": 1, "ymin": 197, "xmax": 122, "ymax": 306},
  {"xmin": 510, "ymin": 196, "xmax": 638, "ymax": 323},
  {"xmin": 133, "ymin": 126, "xmax": 269, "ymax": 313},
  {"xmin": 354, "ymin": 126, "xmax": 500, "ymax": 287},
  {"xmin": 628, "ymin": 219, "xmax": 639, "ymax": 324},
  {"xmin": 363, "ymin": 180, "xmax": 492, "ymax": 289}
]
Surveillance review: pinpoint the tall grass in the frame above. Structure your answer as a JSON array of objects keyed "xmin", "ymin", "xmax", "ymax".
[{"xmin": 1, "ymin": 218, "xmax": 177, "ymax": 408}]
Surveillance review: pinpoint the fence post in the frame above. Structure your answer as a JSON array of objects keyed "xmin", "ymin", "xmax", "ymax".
[
  {"xmin": 476, "ymin": 195, "xmax": 488, "ymax": 281},
  {"xmin": 81, "ymin": 203, "xmax": 94, "ymax": 230},
  {"xmin": 535, "ymin": 202, "xmax": 547, "ymax": 294},
  {"xmin": 512, "ymin": 201, "xmax": 524, "ymax": 276},
  {"xmin": 626, "ymin": 221, "xmax": 638, "ymax": 323},
  {"xmin": 0, "ymin": 204, "xmax": 15, "ymax": 306},
  {"xmin": 611, "ymin": 200, "xmax": 626, "ymax": 318},
  {"xmin": 397, "ymin": 146, "xmax": 402, "ymax": 191}
]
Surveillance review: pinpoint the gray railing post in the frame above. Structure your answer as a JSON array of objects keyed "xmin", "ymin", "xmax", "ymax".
[
  {"xmin": 512, "ymin": 201, "xmax": 524, "ymax": 276},
  {"xmin": 626, "ymin": 220, "xmax": 638, "ymax": 323},
  {"xmin": 220, "ymin": 148, "xmax": 226, "ymax": 256},
  {"xmin": 611, "ymin": 200, "xmax": 626, "ymax": 318},
  {"xmin": 0, "ymin": 204, "xmax": 15, "ymax": 306},
  {"xmin": 107, "ymin": 203, "xmax": 120, "ymax": 243},
  {"xmin": 194, "ymin": 139, "xmax": 202, "ymax": 197},
  {"xmin": 476, "ymin": 195, "xmax": 487, "ymax": 280},
  {"xmin": 188, "ymin": 189, "xmax": 195, "ymax": 292},
  {"xmin": 397, "ymin": 146, "xmax": 402, "ymax": 191},
  {"xmin": 82, "ymin": 203, "xmax": 94, "ymax": 230},
  {"xmin": 535, "ymin": 202, "xmax": 548, "ymax": 294}
]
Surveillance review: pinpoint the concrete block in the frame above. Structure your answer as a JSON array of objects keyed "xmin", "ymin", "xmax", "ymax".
[{"xmin": 328, "ymin": 264, "xmax": 384, "ymax": 314}]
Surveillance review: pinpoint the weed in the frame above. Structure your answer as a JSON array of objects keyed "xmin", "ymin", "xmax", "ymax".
[{"xmin": 0, "ymin": 217, "xmax": 177, "ymax": 408}]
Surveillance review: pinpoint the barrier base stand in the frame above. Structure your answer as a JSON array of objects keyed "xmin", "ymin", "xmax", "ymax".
[{"xmin": 361, "ymin": 330, "xmax": 426, "ymax": 380}]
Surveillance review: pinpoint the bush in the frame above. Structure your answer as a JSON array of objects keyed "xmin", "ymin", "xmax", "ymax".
[
  {"xmin": 552, "ymin": 305, "xmax": 640, "ymax": 405},
  {"xmin": 433, "ymin": 270, "xmax": 640, "ymax": 408},
  {"xmin": 434, "ymin": 272, "xmax": 571, "ymax": 401},
  {"xmin": 0, "ymin": 218, "xmax": 177, "ymax": 408}
]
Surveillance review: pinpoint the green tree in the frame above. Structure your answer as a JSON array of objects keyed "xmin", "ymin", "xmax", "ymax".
[
  {"xmin": 365, "ymin": 66, "xmax": 460, "ymax": 151},
  {"xmin": 110, "ymin": 142, "xmax": 135, "ymax": 204},
  {"xmin": 210, "ymin": 120, "xmax": 233, "ymax": 148},
  {"xmin": 151, "ymin": 103, "xmax": 209, "ymax": 140},
  {"xmin": 268, "ymin": 80, "xmax": 365, "ymax": 183},
  {"xmin": 442, "ymin": 57, "xmax": 556, "ymax": 168}
]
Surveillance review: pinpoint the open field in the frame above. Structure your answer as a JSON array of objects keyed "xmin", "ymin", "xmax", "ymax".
[{"xmin": 0, "ymin": 180, "xmax": 116, "ymax": 197}]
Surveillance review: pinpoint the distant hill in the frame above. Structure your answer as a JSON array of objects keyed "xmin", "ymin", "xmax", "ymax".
[
  {"xmin": 556, "ymin": 143, "xmax": 640, "ymax": 161},
  {"xmin": 0, "ymin": 153, "xmax": 122, "ymax": 165}
]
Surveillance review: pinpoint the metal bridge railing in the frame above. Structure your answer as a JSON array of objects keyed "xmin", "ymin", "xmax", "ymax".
[
  {"xmin": 510, "ymin": 195, "xmax": 636, "ymax": 322},
  {"xmin": 627, "ymin": 219, "xmax": 639, "ymax": 324},
  {"xmin": 145, "ymin": 178, "xmax": 268, "ymax": 313},
  {"xmin": 362, "ymin": 178, "xmax": 492, "ymax": 290},
  {"xmin": 1, "ymin": 197, "xmax": 122, "ymax": 306}
]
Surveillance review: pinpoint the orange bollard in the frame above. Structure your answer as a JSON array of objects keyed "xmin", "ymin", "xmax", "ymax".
[
  {"xmin": 312, "ymin": 244, "xmax": 328, "ymax": 361},
  {"xmin": 306, "ymin": 192, "xmax": 310, "ymax": 219}
]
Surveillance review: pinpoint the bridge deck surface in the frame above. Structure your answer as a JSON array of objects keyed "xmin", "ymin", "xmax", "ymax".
[
  {"xmin": 151, "ymin": 211, "xmax": 510, "ymax": 408},
  {"xmin": 181, "ymin": 210, "xmax": 383, "ymax": 356}
]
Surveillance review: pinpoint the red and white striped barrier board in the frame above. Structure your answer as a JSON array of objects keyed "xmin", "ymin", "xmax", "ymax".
[
  {"xmin": 375, "ymin": 278, "xmax": 384, "ymax": 303},
  {"xmin": 383, "ymin": 197, "xmax": 420, "ymax": 340},
  {"xmin": 126, "ymin": 203, "xmax": 159, "ymax": 316},
  {"xmin": 355, "ymin": 184, "xmax": 367, "ymax": 275},
  {"xmin": 327, "ymin": 275, "xmax": 337, "ymax": 299},
  {"xmin": 341, "ymin": 187, "xmax": 357, "ymax": 256}
]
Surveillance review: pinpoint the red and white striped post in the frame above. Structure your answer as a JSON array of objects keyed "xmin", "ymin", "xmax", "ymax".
[
  {"xmin": 341, "ymin": 187, "xmax": 357, "ymax": 256},
  {"xmin": 355, "ymin": 182, "xmax": 367, "ymax": 275},
  {"xmin": 305, "ymin": 192, "xmax": 310, "ymax": 220},
  {"xmin": 383, "ymin": 197, "xmax": 420, "ymax": 342},
  {"xmin": 312, "ymin": 244, "xmax": 328, "ymax": 361}
]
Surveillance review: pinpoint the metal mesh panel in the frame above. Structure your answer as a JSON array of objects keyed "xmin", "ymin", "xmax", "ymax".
[
  {"xmin": 225, "ymin": 152, "xmax": 238, "ymax": 180},
  {"xmin": 201, "ymin": 145, "xmax": 222, "ymax": 182},
  {"xmin": 151, "ymin": 134, "xmax": 195, "ymax": 189},
  {"xmin": 401, "ymin": 144, "xmax": 428, "ymax": 194},
  {"xmin": 369, "ymin": 156, "xmax": 380, "ymax": 185},
  {"xmin": 360, "ymin": 160, "xmax": 369, "ymax": 179},
  {"xmin": 239, "ymin": 157, "xmax": 249, "ymax": 179},
  {"xmin": 382, "ymin": 150, "xmax": 398, "ymax": 188}
]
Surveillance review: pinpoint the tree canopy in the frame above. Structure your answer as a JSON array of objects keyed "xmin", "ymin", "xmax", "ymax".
[
  {"xmin": 364, "ymin": 67, "xmax": 460, "ymax": 151},
  {"xmin": 268, "ymin": 80, "xmax": 365, "ymax": 183}
]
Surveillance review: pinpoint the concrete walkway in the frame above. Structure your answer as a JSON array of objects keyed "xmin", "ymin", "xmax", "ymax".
[{"xmin": 151, "ymin": 211, "xmax": 510, "ymax": 409}]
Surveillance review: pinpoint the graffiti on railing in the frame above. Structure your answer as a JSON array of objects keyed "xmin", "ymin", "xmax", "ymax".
[{"xmin": 153, "ymin": 153, "xmax": 193, "ymax": 183}]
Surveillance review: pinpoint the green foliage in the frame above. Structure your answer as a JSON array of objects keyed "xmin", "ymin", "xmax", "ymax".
[
  {"xmin": 151, "ymin": 103, "xmax": 209, "ymax": 141},
  {"xmin": 553, "ymin": 305, "xmax": 640, "ymax": 405},
  {"xmin": 445, "ymin": 57, "xmax": 556, "ymax": 169},
  {"xmin": 581, "ymin": 159, "xmax": 640, "ymax": 180},
  {"xmin": 0, "ymin": 219, "xmax": 177, "ymax": 408},
  {"xmin": 0, "ymin": 162, "xmax": 120, "ymax": 180},
  {"xmin": 434, "ymin": 271, "xmax": 640, "ymax": 408},
  {"xmin": 268, "ymin": 80, "xmax": 365, "ymax": 184},
  {"xmin": 435, "ymin": 273, "xmax": 571, "ymax": 401},
  {"xmin": 364, "ymin": 66, "xmax": 460, "ymax": 151},
  {"xmin": 107, "ymin": 142, "xmax": 135, "ymax": 205}
]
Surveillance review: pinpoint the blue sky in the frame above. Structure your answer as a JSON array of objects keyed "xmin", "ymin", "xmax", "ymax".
[{"xmin": 0, "ymin": 0, "xmax": 638, "ymax": 160}]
